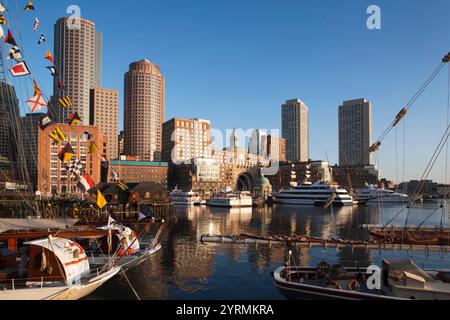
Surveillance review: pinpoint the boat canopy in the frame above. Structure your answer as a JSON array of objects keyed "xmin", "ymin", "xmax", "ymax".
[
  {"xmin": 25, "ymin": 237, "xmax": 90, "ymax": 284},
  {"xmin": 383, "ymin": 259, "xmax": 434, "ymax": 282},
  {"xmin": 0, "ymin": 219, "xmax": 79, "ymax": 234}
]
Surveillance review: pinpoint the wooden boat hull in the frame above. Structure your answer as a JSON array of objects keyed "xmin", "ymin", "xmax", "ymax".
[{"xmin": 0, "ymin": 267, "xmax": 120, "ymax": 300}]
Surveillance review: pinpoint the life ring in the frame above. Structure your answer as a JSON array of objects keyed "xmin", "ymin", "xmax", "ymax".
[
  {"xmin": 347, "ymin": 280, "xmax": 361, "ymax": 291},
  {"xmin": 71, "ymin": 242, "xmax": 85, "ymax": 259}
]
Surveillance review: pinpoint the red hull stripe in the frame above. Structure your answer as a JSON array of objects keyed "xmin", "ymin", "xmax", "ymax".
[{"xmin": 64, "ymin": 257, "xmax": 88, "ymax": 267}]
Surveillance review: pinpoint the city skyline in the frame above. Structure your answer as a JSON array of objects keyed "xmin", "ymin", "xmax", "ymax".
[{"xmin": 9, "ymin": 0, "xmax": 450, "ymax": 183}]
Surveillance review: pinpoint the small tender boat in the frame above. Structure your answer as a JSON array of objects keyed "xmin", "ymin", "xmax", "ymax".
[
  {"xmin": 274, "ymin": 259, "xmax": 450, "ymax": 300},
  {"xmin": 0, "ymin": 236, "xmax": 120, "ymax": 300},
  {"xmin": 274, "ymin": 262, "xmax": 403, "ymax": 300}
]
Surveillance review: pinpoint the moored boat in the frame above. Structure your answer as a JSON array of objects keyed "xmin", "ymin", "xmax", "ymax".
[
  {"xmin": 355, "ymin": 186, "xmax": 410, "ymax": 204},
  {"xmin": 169, "ymin": 190, "xmax": 206, "ymax": 206},
  {"xmin": 0, "ymin": 236, "xmax": 120, "ymax": 300},
  {"xmin": 272, "ymin": 181, "xmax": 353, "ymax": 207},
  {"xmin": 273, "ymin": 262, "xmax": 403, "ymax": 300},
  {"xmin": 274, "ymin": 259, "xmax": 450, "ymax": 300},
  {"xmin": 207, "ymin": 189, "xmax": 253, "ymax": 208}
]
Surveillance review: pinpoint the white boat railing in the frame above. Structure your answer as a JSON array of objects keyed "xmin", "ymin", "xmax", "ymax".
[{"xmin": 0, "ymin": 267, "xmax": 114, "ymax": 291}]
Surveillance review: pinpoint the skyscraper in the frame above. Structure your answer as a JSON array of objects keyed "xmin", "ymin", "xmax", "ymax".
[
  {"xmin": 90, "ymin": 87, "xmax": 119, "ymax": 160},
  {"xmin": 124, "ymin": 59, "xmax": 165, "ymax": 161},
  {"xmin": 282, "ymin": 99, "xmax": 309, "ymax": 163},
  {"xmin": 0, "ymin": 82, "xmax": 19, "ymax": 164},
  {"xmin": 339, "ymin": 99, "xmax": 373, "ymax": 166},
  {"xmin": 21, "ymin": 113, "xmax": 43, "ymax": 189},
  {"xmin": 53, "ymin": 17, "xmax": 101, "ymax": 125}
]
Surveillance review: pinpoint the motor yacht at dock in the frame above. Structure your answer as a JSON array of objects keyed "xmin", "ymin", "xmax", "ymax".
[
  {"xmin": 355, "ymin": 185, "xmax": 410, "ymax": 204},
  {"xmin": 272, "ymin": 181, "xmax": 353, "ymax": 207},
  {"xmin": 169, "ymin": 189, "xmax": 206, "ymax": 206},
  {"xmin": 207, "ymin": 188, "xmax": 253, "ymax": 208}
]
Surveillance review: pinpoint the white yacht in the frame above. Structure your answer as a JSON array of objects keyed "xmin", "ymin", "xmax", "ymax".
[
  {"xmin": 355, "ymin": 186, "xmax": 410, "ymax": 204},
  {"xmin": 169, "ymin": 190, "xmax": 206, "ymax": 206},
  {"xmin": 272, "ymin": 181, "xmax": 353, "ymax": 207},
  {"xmin": 207, "ymin": 188, "xmax": 253, "ymax": 208}
]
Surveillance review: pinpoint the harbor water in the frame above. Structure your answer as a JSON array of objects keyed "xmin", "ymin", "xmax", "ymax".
[{"xmin": 87, "ymin": 203, "xmax": 450, "ymax": 300}]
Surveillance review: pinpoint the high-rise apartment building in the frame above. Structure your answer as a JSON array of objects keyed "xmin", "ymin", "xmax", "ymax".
[
  {"xmin": 282, "ymin": 99, "xmax": 309, "ymax": 163},
  {"xmin": 20, "ymin": 113, "xmax": 43, "ymax": 189},
  {"xmin": 0, "ymin": 82, "xmax": 19, "ymax": 165},
  {"xmin": 53, "ymin": 17, "xmax": 101, "ymax": 125},
  {"xmin": 162, "ymin": 118, "xmax": 212, "ymax": 164},
  {"xmin": 95, "ymin": 32, "xmax": 102, "ymax": 88},
  {"xmin": 118, "ymin": 131, "xmax": 124, "ymax": 156},
  {"xmin": 339, "ymin": 99, "xmax": 373, "ymax": 166},
  {"xmin": 124, "ymin": 59, "xmax": 165, "ymax": 161},
  {"xmin": 90, "ymin": 87, "xmax": 119, "ymax": 160}
]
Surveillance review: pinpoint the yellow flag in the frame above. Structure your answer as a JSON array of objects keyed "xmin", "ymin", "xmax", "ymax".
[
  {"xmin": 97, "ymin": 190, "xmax": 107, "ymax": 209},
  {"xmin": 88, "ymin": 142, "xmax": 99, "ymax": 154}
]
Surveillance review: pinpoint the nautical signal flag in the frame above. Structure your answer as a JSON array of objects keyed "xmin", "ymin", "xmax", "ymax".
[
  {"xmin": 67, "ymin": 112, "xmax": 81, "ymax": 125},
  {"xmin": 33, "ymin": 17, "xmax": 39, "ymax": 31},
  {"xmin": 49, "ymin": 127, "xmax": 66, "ymax": 144},
  {"xmin": 6, "ymin": 46, "xmax": 22, "ymax": 61},
  {"xmin": 45, "ymin": 50, "xmax": 54, "ymax": 64},
  {"xmin": 0, "ymin": 15, "xmax": 7, "ymax": 25},
  {"xmin": 39, "ymin": 114, "xmax": 54, "ymax": 131},
  {"xmin": 33, "ymin": 79, "xmax": 41, "ymax": 96},
  {"xmin": 59, "ymin": 96, "xmax": 73, "ymax": 108},
  {"xmin": 38, "ymin": 34, "xmax": 45, "ymax": 45},
  {"xmin": 88, "ymin": 142, "xmax": 99, "ymax": 154},
  {"xmin": 26, "ymin": 94, "xmax": 47, "ymax": 112},
  {"xmin": 23, "ymin": 1, "xmax": 34, "ymax": 12},
  {"xmin": 84, "ymin": 132, "xmax": 93, "ymax": 140},
  {"xmin": 58, "ymin": 143, "xmax": 75, "ymax": 163},
  {"xmin": 4, "ymin": 29, "xmax": 17, "ymax": 46},
  {"xmin": 96, "ymin": 190, "xmax": 107, "ymax": 209},
  {"xmin": 78, "ymin": 173, "xmax": 95, "ymax": 192},
  {"xmin": 116, "ymin": 181, "xmax": 129, "ymax": 191},
  {"xmin": 9, "ymin": 61, "xmax": 30, "ymax": 77},
  {"xmin": 46, "ymin": 66, "xmax": 57, "ymax": 76}
]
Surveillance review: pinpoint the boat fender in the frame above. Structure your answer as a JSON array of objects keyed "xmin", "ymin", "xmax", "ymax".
[
  {"xmin": 317, "ymin": 261, "xmax": 331, "ymax": 275},
  {"xmin": 347, "ymin": 280, "xmax": 360, "ymax": 291},
  {"xmin": 330, "ymin": 281, "xmax": 342, "ymax": 290}
]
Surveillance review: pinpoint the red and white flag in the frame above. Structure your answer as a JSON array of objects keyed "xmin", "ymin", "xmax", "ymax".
[
  {"xmin": 26, "ymin": 94, "xmax": 47, "ymax": 112},
  {"xmin": 9, "ymin": 61, "xmax": 31, "ymax": 77},
  {"xmin": 33, "ymin": 17, "xmax": 39, "ymax": 31},
  {"xmin": 78, "ymin": 174, "xmax": 95, "ymax": 192}
]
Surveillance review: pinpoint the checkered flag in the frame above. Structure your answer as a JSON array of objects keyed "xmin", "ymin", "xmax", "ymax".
[{"xmin": 67, "ymin": 158, "xmax": 86, "ymax": 178}]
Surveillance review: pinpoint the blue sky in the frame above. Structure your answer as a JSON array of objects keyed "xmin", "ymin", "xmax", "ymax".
[{"xmin": 7, "ymin": 0, "xmax": 450, "ymax": 183}]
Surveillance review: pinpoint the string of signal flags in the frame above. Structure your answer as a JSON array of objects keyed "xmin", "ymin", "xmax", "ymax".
[{"xmin": 0, "ymin": 1, "xmax": 109, "ymax": 209}]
